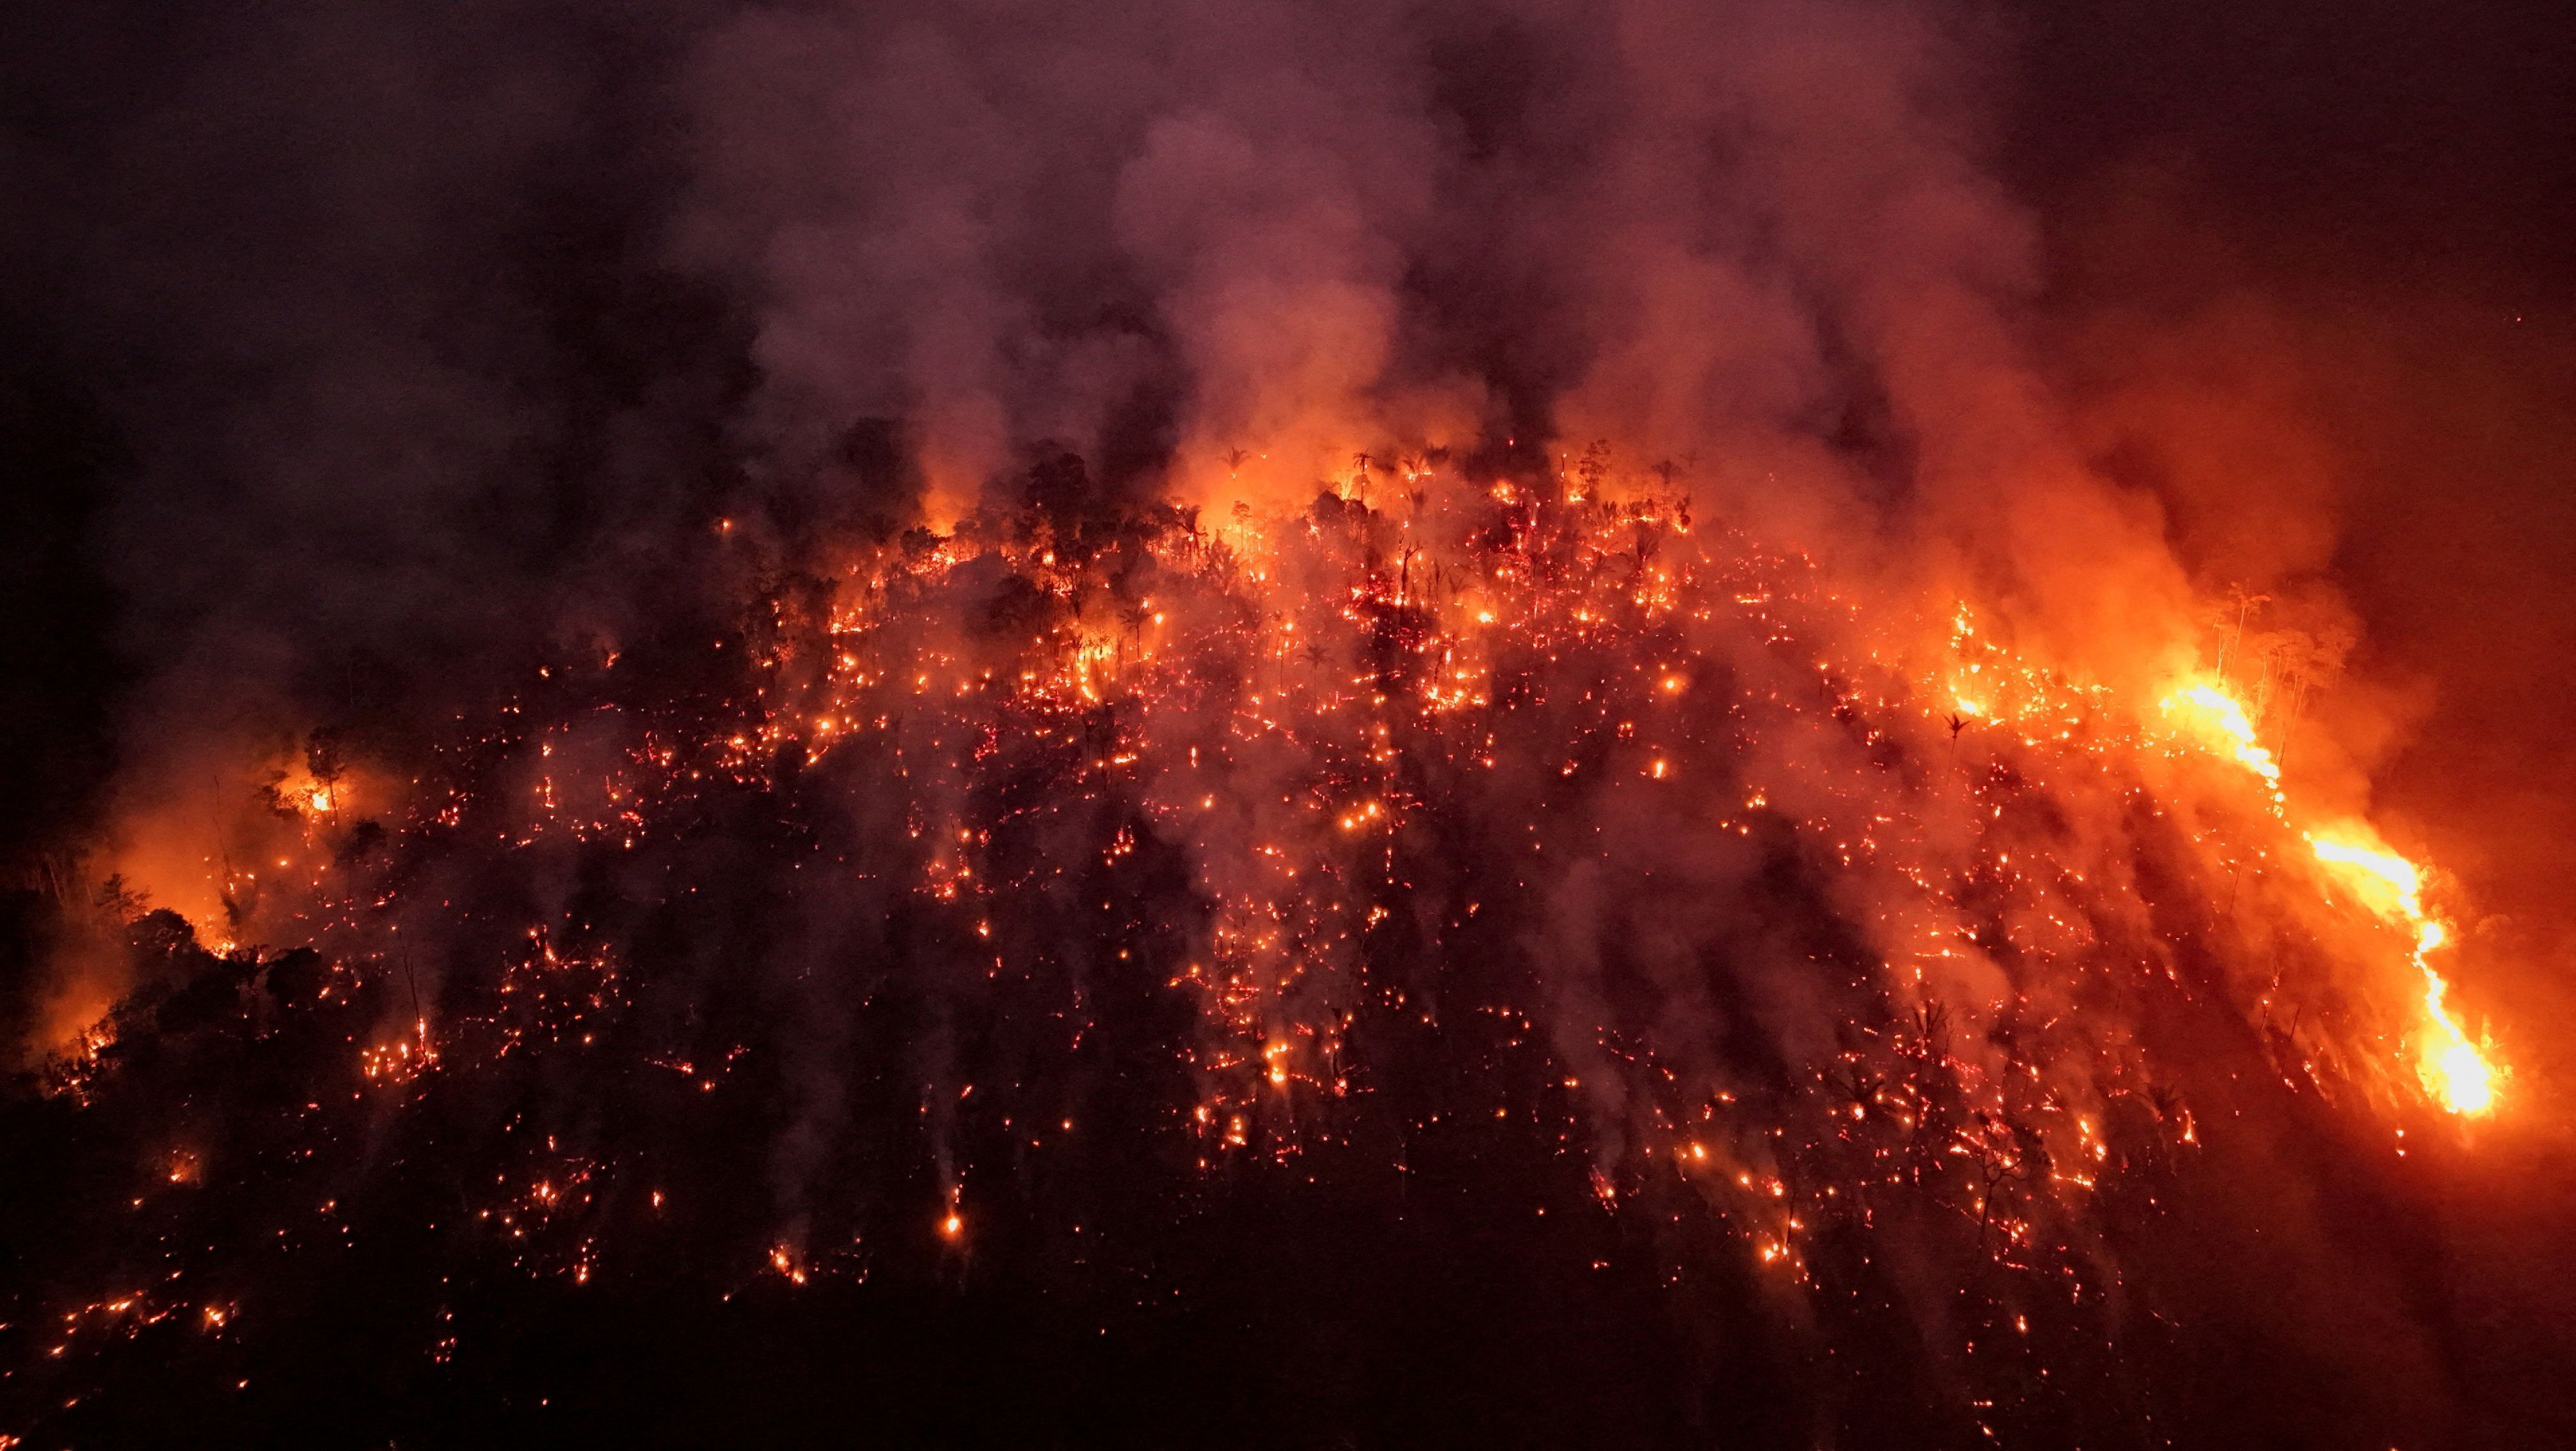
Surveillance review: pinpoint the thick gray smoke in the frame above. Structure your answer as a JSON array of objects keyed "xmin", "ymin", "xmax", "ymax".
[
  {"xmin": 1, "ymin": 0, "xmax": 2227, "ymax": 844},
  {"xmin": 670, "ymin": 0, "xmax": 2197, "ymax": 673}
]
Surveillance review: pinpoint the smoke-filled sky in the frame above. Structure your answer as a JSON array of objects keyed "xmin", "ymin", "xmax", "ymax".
[
  {"xmin": 4, "ymin": 0, "xmax": 2570, "ymax": 889},
  {"xmin": 3, "ymin": 0, "xmax": 2573, "ymax": 1445}
]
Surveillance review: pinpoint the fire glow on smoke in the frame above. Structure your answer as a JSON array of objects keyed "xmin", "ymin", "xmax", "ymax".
[
  {"xmin": 98, "ymin": 450, "xmax": 2501, "ymax": 1138},
  {"xmin": 32, "ymin": 449, "xmax": 2506, "ymax": 1437}
]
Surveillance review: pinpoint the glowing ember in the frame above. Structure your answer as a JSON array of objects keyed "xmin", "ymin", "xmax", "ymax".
[
  {"xmin": 80, "ymin": 460, "xmax": 2513, "ymax": 1146},
  {"xmin": 23, "ymin": 452, "xmax": 2522, "ymax": 1440},
  {"xmin": 4, "ymin": 0, "xmax": 2559, "ymax": 1438}
]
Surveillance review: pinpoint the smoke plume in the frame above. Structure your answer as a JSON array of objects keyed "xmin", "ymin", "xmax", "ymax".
[{"xmin": 3, "ymin": 0, "xmax": 2572, "ymax": 1445}]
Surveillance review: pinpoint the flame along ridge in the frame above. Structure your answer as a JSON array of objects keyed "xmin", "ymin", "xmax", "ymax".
[{"xmin": 88, "ymin": 463, "xmax": 2504, "ymax": 1301}]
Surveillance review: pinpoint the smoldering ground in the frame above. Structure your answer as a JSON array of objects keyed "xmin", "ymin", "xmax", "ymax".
[{"xmin": 3, "ymin": 0, "xmax": 2574, "ymax": 1446}]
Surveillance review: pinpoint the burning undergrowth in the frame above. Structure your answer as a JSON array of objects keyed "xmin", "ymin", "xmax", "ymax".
[
  {"xmin": 0, "ymin": 452, "xmax": 2500, "ymax": 1447},
  {"xmin": 4, "ymin": 0, "xmax": 2566, "ymax": 1441}
]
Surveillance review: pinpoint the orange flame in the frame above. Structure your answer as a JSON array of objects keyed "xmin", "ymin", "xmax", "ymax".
[
  {"xmin": 2160, "ymin": 682, "xmax": 2283, "ymax": 805},
  {"xmin": 2156, "ymin": 673, "xmax": 2499, "ymax": 1117},
  {"xmin": 2307, "ymin": 830, "xmax": 2499, "ymax": 1116}
]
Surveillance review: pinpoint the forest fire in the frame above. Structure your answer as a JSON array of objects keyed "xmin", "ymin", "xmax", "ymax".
[
  {"xmin": 6, "ymin": 0, "xmax": 2570, "ymax": 1441},
  {"xmin": 1, "ymin": 447, "xmax": 2520, "ymax": 1443},
  {"xmin": 2306, "ymin": 830, "xmax": 2498, "ymax": 1116},
  {"xmin": 2156, "ymin": 677, "xmax": 2498, "ymax": 1117}
]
